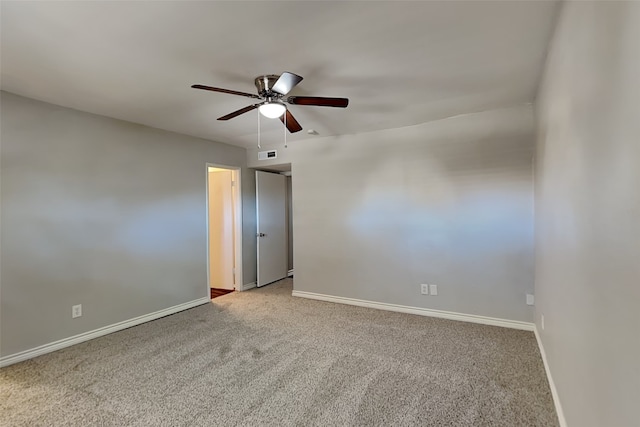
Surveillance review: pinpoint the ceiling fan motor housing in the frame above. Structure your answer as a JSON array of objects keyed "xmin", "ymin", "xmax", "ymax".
[{"xmin": 255, "ymin": 75, "xmax": 282, "ymax": 97}]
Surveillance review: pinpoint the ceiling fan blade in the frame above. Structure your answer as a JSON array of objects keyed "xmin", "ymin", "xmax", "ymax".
[
  {"xmin": 280, "ymin": 109, "xmax": 303, "ymax": 133},
  {"xmin": 271, "ymin": 72, "xmax": 303, "ymax": 96},
  {"xmin": 192, "ymin": 84, "xmax": 261, "ymax": 99},
  {"xmin": 287, "ymin": 96, "xmax": 349, "ymax": 108},
  {"xmin": 217, "ymin": 104, "xmax": 260, "ymax": 121}
]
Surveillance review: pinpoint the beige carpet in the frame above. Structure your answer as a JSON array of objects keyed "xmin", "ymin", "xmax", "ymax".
[{"xmin": 0, "ymin": 279, "xmax": 558, "ymax": 426}]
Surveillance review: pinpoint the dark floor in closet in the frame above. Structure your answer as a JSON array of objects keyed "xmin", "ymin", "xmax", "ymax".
[{"xmin": 210, "ymin": 288, "xmax": 233, "ymax": 299}]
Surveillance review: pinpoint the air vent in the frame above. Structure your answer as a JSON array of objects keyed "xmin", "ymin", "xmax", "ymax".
[{"xmin": 258, "ymin": 150, "xmax": 277, "ymax": 160}]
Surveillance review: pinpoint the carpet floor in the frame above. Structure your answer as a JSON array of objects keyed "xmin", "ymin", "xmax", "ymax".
[{"xmin": 0, "ymin": 279, "xmax": 558, "ymax": 426}]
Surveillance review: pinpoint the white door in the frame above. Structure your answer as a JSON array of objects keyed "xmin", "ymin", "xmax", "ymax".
[{"xmin": 256, "ymin": 171, "xmax": 287, "ymax": 287}]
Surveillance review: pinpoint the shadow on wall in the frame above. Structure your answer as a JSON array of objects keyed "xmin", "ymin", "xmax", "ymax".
[{"xmin": 291, "ymin": 107, "xmax": 535, "ymax": 321}]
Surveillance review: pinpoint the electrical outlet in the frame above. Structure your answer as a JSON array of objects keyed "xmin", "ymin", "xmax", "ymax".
[
  {"xmin": 72, "ymin": 304, "xmax": 82, "ymax": 318},
  {"xmin": 420, "ymin": 284, "xmax": 429, "ymax": 295},
  {"xmin": 429, "ymin": 284, "xmax": 438, "ymax": 296},
  {"xmin": 541, "ymin": 314, "xmax": 545, "ymax": 330},
  {"xmin": 526, "ymin": 294, "xmax": 535, "ymax": 306}
]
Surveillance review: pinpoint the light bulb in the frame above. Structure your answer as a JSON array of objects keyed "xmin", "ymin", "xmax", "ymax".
[{"xmin": 259, "ymin": 102, "xmax": 286, "ymax": 119}]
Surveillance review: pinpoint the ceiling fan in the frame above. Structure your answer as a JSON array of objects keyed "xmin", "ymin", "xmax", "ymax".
[{"xmin": 191, "ymin": 72, "xmax": 349, "ymax": 133}]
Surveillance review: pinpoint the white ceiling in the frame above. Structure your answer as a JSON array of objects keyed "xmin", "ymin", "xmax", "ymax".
[{"xmin": 1, "ymin": 1, "xmax": 558, "ymax": 148}]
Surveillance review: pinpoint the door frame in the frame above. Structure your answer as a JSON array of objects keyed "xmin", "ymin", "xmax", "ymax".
[
  {"xmin": 205, "ymin": 163, "xmax": 243, "ymax": 296},
  {"xmin": 256, "ymin": 170, "xmax": 288, "ymax": 287}
]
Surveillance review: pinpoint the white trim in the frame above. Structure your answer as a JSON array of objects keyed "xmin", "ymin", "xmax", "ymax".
[
  {"xmin": 242, "ymin": 282, "xmax": 257, "ymax": 291},
  {"xmin": 287, "ymin": 269, "xmax": 294, "ymax": 277},
  {"xmin": 233, "ymin": 170, "xmax": 243, "ymax": 291},
  {"xmin": 291, "ymin": 290, "xmax": 534, "ymax": 331},
  {"xmin": 0, "ymin": 297, "xmax": 210, "ymax": 368},
  {"xmin": 534, "ymin": 327, "xmax": 568, "ymax": 427}
]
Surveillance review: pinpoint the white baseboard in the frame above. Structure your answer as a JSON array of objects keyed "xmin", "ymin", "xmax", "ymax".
[
  {"xmin": 287, "ymin": 269, "xmax": 294, "ymax": 277},
  {"xmin": 534, "ymin": 327, "xmax": 568, "ymax": 427},
  {"xmin": 291, "ymin": 290, "xmax": 534, "ymax": 331},
  {"xmin": 0, "ymin": 297, "xmax": 210, "ymax": 368},
  {"xmin": 242, "ymin": 282, "xmax": 256, "ymax": 291}
]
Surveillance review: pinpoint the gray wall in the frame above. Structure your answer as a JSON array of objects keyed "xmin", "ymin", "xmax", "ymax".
[
  {"xmin": 242, "ymin": 173, "xmax": 257, "ymax": 286},
  {"xmin": 534, "ymin": 2, "xmax": 640, "ymax": 426},
  {"xmin": 0, "ymin": 92, "xmax": 256, "ymax": 357},
  {"xmin": 249, "ymin": 105, "xmax": 535, "ymax": 322}
]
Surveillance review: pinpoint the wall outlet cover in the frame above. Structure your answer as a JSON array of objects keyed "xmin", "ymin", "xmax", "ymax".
[
  {"xmin": 72, "ymin": 304, "xmax": 82, "ymax": 318},
  {"xmin": 526, "ymin": 294, "xmax": 535, "ymax": 306},
  {"xmin": 429, "ymin": 284, "xmax": 438, "ymax": 296},
  {"xmin": 420, "ymin": 284, "xmax": 429, "ymax": 295}
]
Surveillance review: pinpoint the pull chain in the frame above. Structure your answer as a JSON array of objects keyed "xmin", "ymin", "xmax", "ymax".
[
  {"xmin": 284, "ymin": 110, "xmax": 288, "ymax": 148},
  {"xmin": 256, "ymin": 106, "xmax": 289, "ymax": 149}
]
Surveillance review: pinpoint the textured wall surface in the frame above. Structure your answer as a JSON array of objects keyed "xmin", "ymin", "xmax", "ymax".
[
  {"xmin": 534, "ymin": 2, "xmax": 640, "ymax": 426},
  {"xmin": 249, "ymin": 106, "xmax": 535, "ymax": 322},
  {"xmin": 0, "ymin": 92, "xmax": 256, "ymax": 357}
]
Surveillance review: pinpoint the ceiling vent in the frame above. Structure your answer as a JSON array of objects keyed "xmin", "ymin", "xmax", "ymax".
[{"xmin": 258, "ymin": 150, "xmax": 277, "ymax": 160}]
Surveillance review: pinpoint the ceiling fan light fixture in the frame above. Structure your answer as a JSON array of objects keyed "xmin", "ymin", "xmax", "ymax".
[{"xmin": 259, "ymin": 102, "xmax": 286, "ymax": 119}]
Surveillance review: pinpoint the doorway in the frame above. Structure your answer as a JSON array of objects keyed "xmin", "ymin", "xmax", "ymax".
[
  {"xmin": 255, "ymin": 168, "xmax": 294, "ymax": 287},
  {"xmin": 256, "ymin": 170, "xmax": 287, "ymax": 287},
  {"xmin": 206, "ymin": 164, "xmax": 243, "ymax": 298}
]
